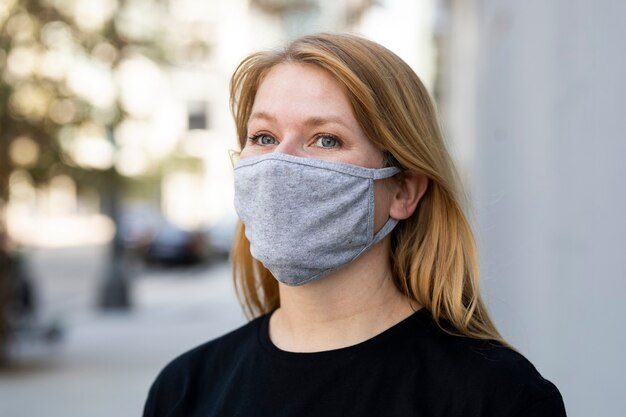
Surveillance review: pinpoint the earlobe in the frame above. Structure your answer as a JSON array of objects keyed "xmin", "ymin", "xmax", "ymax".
[{"xmin": 390, "ymin": 172, "xmax": 429, "ymax": 220}]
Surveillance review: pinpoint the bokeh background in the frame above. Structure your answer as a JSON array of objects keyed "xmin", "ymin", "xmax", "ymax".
[{"xmin": 0, "ymin": 1, "xmax": 624, "ymax": 416}]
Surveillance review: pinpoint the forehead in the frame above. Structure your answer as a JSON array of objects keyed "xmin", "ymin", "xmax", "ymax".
[{"xmin": 251, "ymin": 63, "xmax": 355, "ymax": 120}]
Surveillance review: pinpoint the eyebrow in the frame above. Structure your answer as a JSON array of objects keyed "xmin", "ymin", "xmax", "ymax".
[
  {"xmin": 248, "ymin": 111, "xmax": 277, "ymax": 122},
  {"xmin": 248, "ymin": 111, "xmax": 350, "ymax": 129}
]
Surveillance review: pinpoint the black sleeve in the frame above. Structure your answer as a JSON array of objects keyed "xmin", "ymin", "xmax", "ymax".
[
  {"xmin": 517, "ymin": 395, "xmax": 567, "ymax": 417},
  {"xmin": 142, "ymin": 379, "xmax": 158, "ymax": 417},
  {"xmin": 142, "ymin": 371, "xmax": 176, "ymax": 417},
  {"xmin": 142, "ymin": 359, "xmax": 190, "ymax": 417}
]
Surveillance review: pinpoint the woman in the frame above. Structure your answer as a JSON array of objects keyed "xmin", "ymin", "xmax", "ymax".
[{"xmin": 144, "ymin": 33, "xmax": 566, "ymax": 417}]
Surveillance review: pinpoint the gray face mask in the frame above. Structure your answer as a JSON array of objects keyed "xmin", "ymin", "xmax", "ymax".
[{"xmin": 234, "ymin": 152, "xmax": 401, "ymax": 286}]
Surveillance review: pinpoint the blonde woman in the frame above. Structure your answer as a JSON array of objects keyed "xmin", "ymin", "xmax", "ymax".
[{"xmin": 144, "ymin": 33, "xmax": 566, "ymax": 417}]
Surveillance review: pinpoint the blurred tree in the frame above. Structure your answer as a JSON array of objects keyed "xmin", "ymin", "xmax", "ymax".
[{"xmin": 0, "ymin": 0, "xmax": 171, "ymax": 359}]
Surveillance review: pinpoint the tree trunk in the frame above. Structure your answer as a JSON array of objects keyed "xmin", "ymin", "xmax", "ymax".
[
  {"xmin": 0, "ymin": 144, "xmax": 10, "ymax": 362},
  {"xmin": 0, "ymin": 236, "xmax": 8, "ymax": 363}
]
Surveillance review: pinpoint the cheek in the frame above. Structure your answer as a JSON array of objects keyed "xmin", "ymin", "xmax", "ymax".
[
  {"xmin": 239, "ymin": 143, "xmax": 263, "ymax": 159},
  {"xmin": 341, "ymin": 148, "xmax": 386, "ymax": 169},
  {"xmin": 239, "ymin": 147, "xmax": 252, "ymax": 159}
]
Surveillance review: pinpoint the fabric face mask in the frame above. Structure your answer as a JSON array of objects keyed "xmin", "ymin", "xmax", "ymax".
[{"xmin": 234, "ymin": 152, "xmax": 401, "ymax": 286}]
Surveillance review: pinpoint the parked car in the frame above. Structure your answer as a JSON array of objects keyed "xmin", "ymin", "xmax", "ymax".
[
  {"xmin": 143, "ymin": 222, "xmax": 210, "ymax": 266},
  {"xmin": 118, "ymin": 204, "xmax": 162, "ymax": 253}
]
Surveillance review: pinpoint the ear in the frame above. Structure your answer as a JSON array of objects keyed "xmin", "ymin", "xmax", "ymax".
[{"xmin": 389, "ymin": 171, "xmax": 429, "ymax": 220}]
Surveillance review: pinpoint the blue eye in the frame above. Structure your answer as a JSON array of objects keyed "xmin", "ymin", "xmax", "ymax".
[
  {"xmin": 248, "ymin": 134, "xmax": 277, "ymax": 145},
  {"xmin": 260, "ymin": 134, "xmax": 276, "ymax": 145},
  {"xmin": 316, "ymin": 135, "xmax": 340, "ymax": 148}
]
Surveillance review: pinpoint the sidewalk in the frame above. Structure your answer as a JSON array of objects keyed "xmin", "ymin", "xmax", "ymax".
[{"xmin": 0, "ymin": 261, "xmax": 246, "ymax": 417}]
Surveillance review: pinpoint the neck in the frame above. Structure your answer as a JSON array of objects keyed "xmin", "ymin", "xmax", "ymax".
[{"xmin": 269, "ymin": 239, "xmax": 419, "ymax": 352}]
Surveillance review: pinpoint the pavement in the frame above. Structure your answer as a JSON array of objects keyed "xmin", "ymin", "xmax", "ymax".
[{"xmin": 0, "ymin": 247, "xmax": 246, "ymax": 417}]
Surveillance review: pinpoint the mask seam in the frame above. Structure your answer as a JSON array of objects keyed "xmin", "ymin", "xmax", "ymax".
[
  {"xmin": 367, "ymin": 178, "xmax": 375, "ymax": 240},
  {"xmin": 235, "ymin": 154, "xmax": 399, "ymax": 180}
]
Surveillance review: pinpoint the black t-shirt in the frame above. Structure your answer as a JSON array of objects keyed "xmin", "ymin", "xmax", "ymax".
[{"xmin": 143, "ymin": 309, "xmax": 566, "ymax": 417}]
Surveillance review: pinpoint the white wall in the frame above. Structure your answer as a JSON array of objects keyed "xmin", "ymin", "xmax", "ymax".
[{"xmin": 443, "ymin": 1, "xmax": 626, "ymax": 416}]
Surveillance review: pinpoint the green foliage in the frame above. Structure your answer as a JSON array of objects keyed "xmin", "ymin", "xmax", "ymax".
[
  {"xmin": 0, "ymin": 0, "xmax": 179, "ymax": 353},
  {"xmin": 0, "ymin": 0, "xmax": 171, "ymax": 185}
]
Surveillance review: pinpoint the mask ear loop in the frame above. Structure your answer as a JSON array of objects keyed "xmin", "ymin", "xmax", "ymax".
[{"xmin": 228, "ymin": 149, "xmax": 241, "ymax": 169}]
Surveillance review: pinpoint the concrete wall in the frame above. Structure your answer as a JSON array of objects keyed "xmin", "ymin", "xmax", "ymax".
[{"xmin": 442, "ymin": 1, "xmax": 626, "ymax": 416}]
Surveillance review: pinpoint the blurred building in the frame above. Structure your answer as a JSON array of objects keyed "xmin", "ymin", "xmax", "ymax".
[
  {"xmin": 5, "ymin": 0, "xmax": 437, "ymax": 245},
  {"xmin": 162, "ymin": 0, "xmax": 438, "ymax": 230},
  {"xmin": 437, "ymin": 1, "xmax": 626, "ymax": 416}
]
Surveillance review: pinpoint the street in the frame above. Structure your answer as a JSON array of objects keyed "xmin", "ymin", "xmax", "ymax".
[{"xmin": 0, "ymin": 245, "xmax": 246, "ymax": 417}]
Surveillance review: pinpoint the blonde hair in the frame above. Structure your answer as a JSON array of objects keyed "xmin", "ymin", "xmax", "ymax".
[{"xmin": 230, "ymin": 33, "xmax": 504, "ymax": 344}]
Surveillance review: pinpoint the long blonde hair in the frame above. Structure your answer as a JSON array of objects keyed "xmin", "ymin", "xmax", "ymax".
[{"xmin": 230, "ymin": 33, "xmax": 504, "ymax": 343}]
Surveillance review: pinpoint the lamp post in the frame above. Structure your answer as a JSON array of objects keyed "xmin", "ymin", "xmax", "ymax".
[
  {"xmin": 0, "ymin": 139, "xmax": 11, "ymax": 360},
  {"xmin": 98, "ymin": 127, "xmax": 131, "ymax": 310}
]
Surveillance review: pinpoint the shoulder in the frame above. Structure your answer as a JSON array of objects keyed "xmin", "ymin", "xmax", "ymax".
[
  {"xmin": 407, "ymin": 310, "xmax": 566, "ymax": 416},
  {"xmin": 172, "ymin": 315, "xmax": 261, "ymax": 366},
  {"xmin": 158, "ymin": 314, "xmax": 262, "ymax": 380},
  {"xmin": 143, "ymin": 315, "xmax": 266, "ymax": 417}
]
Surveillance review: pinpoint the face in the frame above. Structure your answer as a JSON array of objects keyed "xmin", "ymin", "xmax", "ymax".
[
  {"xmin": 240, "ymin": 63, "xmax": 385, "ymax": 167},
  {"xmin": 240, "ymin": 63, "xmax": 397, "ymax": 230}
]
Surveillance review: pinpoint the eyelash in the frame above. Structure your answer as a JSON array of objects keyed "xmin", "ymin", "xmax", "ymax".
[
  {"xmin": 246, "ymin": 133, "xmax": 278, "ymax": 147},
  {"xmin": 246, "ymin": 132, "xmax": 343, "ymax": 148},
  {"xmin": 314, "ymin": 133, "xmax": 341, "ymax": 147}
]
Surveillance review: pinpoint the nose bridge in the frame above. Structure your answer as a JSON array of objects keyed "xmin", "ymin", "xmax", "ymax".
[{"xmin": 274, "ymin": 132, "xmax": 304, "ymax": 157}]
